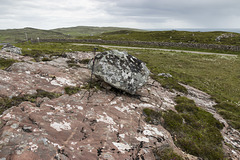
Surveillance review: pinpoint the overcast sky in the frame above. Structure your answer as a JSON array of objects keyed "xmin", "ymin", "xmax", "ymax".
[{"xmin": 0, "ymin": 0, "xmax": 240, "ymax": 30}]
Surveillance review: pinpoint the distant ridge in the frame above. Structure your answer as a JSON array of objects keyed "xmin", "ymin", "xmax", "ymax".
[
  {"xmin": 146, "ymin": 28, "xmax": 240, "ymax": 33},
  {"xmin": 0, "ymin": 26, "xmax": 145, "ymax": 43}
]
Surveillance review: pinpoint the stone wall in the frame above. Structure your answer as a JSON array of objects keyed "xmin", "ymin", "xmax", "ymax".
[{"xmin": 31, "ymin": 39, "xmax": 240, "ymax": 52}]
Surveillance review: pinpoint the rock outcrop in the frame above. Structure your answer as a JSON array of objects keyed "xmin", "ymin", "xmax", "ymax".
[
  {"xmin": 1, "ymin": 44, "xmax": 22, "ymax": 55},
  {"xmin": 89, "ymin": 50, "xmax": 150, "ymax": 95},
  {"xmin": 0, "ymin": 50, "xmax": 239, "ymax": 160}
]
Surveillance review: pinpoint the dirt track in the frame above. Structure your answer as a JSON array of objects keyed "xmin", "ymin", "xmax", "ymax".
[{"xmin": 74, "ymin": 43, "xmax": 238, "ymax": 57}]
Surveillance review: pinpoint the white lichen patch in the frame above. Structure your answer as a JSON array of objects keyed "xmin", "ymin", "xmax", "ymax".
[
  {"xmin": 76, "ymin": 106, "xmax": 83, "ymax": 110},
  {"xmin": 135, "ymin": 136, "xmax": 149, "ymax": 143},
  {"xmin": 25, "ymin": 71, "xmax": 31, "ymax": 74},
  {"xmin": 112, "ymin": 142, "xmax": 131, "ymax": 153},
  {"xmin": 66, "ymin": 104, "xmax": 73, "ymax": 110},
  {"xmin": 28, "ymin": 142, "xmax": 38, "ymax": 152},
  {"xmin": 51, "ymin": 77, "xmax": 76, "ymax": 87},
  {"xmin": 71, "ymin": 142, "xmax": 77, "ymax": 145},
  {"xmin": 110, "ymin": 101, "xmax": 117, "ymax": 105},
  {"xmin": 119, "ymin": 134, "xmax": 125, "ymax": 139},
  {"xmin": 97, "ymin": 112, "xmax": 116, "ymax": 125},
  {"xmin": 54, "ymin": 106, "xmax": 65, "ymax": 113},
  {"xmin": 107, "ymin": 125, "xmax": 118, "ymax": 132},
  {"xmin": 143, "ymin": 125, "xmax": 165, "ymax": 138},
  {"xmin": 115, "ymin": 103, "xmax": 136, "ymax": 113},
  {"xmin": 47, "ymin": 112, "xmax": 54, "ymax": 115},
  {"xmin": 51, "ymin": 80, "xmax": 63, "ymax": 87},
  {"xmin": 2, "ymin": 113, "xmax": 16, "ymax": 120},
  {"xmin": 50, "ymin": 121, "xmax": 71, "ymax": 131},
  {"xmin": 139, "ymin": 103, "xmax": 155, "ymax": 108}
]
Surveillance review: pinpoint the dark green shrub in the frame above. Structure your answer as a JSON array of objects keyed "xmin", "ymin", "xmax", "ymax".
[
  {"xmin": 162, "ymin": 96, "xmax": 224, "ymax": 159},
  {"xmin": 153, "ymin": 145, "xmax": 183, "ymax": 160}
]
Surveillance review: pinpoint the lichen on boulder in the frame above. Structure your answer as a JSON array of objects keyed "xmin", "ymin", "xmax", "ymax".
[{"xmin": 88, "ymin": 50, "xmax": 150, "ymax": 94}]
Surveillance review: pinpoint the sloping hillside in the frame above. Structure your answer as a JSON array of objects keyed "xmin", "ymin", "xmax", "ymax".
[
  {"xmin": 51, "ymin": 26, "xmax": 145, "ymax": 37},
  {"xmin": 90, "ymin": 30, "xmax": 240, "ymax": 46},
  {"xmin": 0, "ymin": 27, "xmax": 68, "ymax": 43}
]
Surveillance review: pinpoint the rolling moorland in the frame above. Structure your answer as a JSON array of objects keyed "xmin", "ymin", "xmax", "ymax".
[{"xmin": 0, "ymin": 26, "xmax": 240, "ymax": 159}]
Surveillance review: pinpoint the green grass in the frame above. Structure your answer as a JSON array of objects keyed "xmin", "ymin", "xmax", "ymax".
[
  {"xmin": 143, "ymin": 96, "xmax": 224, "ymax": 159},
  {"xmin": 0, "ymin": 89, "xmax": 62, "ymax": 114},
  {"xmin": 82, "ymin": 30, "xmax": 240, "ymax": 55},
  {"xmin": 90, "ymin": 30, "xmax": 240, "ymax": 46},
  {"xmin": 0, "ymin": 58, "xmax": 17, "ymax": 69},
  {"xmin": 128, "ymin": 49, "xmax": 240, "ymax": 131}
]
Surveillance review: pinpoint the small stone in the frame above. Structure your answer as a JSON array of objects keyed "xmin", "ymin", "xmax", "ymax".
[{"xmin": 157, "ymin": 73, "xmax": 172, "ymax": 78}]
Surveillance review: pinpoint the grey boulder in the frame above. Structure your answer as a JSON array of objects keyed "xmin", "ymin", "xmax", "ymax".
[
  {"xmin": 89, "ymin": 50, "xmax": 150, "ymax": 94},
  {"xmin": 1, "ymin": 44, "xmax": 22, "ymax": 54}
]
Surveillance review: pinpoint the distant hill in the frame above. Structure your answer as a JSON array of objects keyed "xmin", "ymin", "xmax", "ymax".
[
  {"xmin": 0, "ymin": 26, "xmax": 145, "ymax": 43},
  {"xmin": 0, "ymin": 27, "xmax": 68, "ymax": 43},
  {"xmin": 51, "ymin": 26, "xmax": 145, "ymax": 37},
  {"xmin": 89, "ymin": 30, "xmax": 240, "ymax": 46}
]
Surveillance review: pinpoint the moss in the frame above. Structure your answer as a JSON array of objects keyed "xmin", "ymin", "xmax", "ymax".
[
  {"xmin": 64, "ymin": 86, "xmax": 81, "ymax": 95},
  {"xmin": 153, "ymin": 145, "xmax": 183, "ymax": 160},
  {"xmin": 0, "ymin": 58, "xmax": 17, "ymax": 70},
  {"xmin": 79, "ymin": 59, "xmax": 90, "ymax": 64},
  {"xmin": 161, "ymin": 96, "xmax": 224, "ymax": 159},
  {"xmin": 41, "ymin": 57, "xmax": 52, "ymax": 61}
]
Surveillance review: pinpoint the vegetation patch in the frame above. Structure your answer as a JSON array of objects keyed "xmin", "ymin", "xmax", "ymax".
[
  {"xmin": 0, "ymin": 58, "xmax": 17, "ymax": 70},
  {"xmin": 214, "ymin": 102, "xmax": 240, "ymax": 130},
  {"xmin": 66, "ymin": 59, "xmax": 80, "ymax": 68},
  {"xmin": 0, "ymin": 89, "xmax": 62, "ymax": 114},
  {"xmin": 142, "ymin": 108, "xmax": 162, "ymax": 125},
  {"xmin": 152, "ymin": 145, "xmax": 183, "ymax": 160},
  {"xmin": 164, "ymin": 96, "xmax": 224, "ymax": 159},
  {"xmin": 64, "ymin": 86, "xmax": 81, "ymax": 95},
  {"xmin": 143, "ymin": 96, "xmax": 224, "ymax": 159},
  {"xmin": 130, "ymin": 49, "xmax": 240, "ymax": 131}
]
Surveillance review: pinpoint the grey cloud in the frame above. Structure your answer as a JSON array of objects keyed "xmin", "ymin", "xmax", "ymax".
[{"xmin": 0, "ymin": 0, "xmax": 240, "ymax": 29}]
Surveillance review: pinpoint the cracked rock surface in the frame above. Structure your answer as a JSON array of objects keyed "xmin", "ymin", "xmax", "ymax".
[{"xmin": 0, "ymin": 50, "xmax": 239, "ymax": 160}]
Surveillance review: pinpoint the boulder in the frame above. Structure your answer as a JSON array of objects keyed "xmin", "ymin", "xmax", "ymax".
[
  {"xmin": 1, "ymin": 44, "xmax": 22, "ymax": 54},
  {"xmin": 88, "ymin": 50, "xmax": 150, "ymax": 94}
]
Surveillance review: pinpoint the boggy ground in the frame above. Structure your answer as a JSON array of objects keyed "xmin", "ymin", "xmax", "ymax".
[{"xmin": 0, "ymin": 50, "xmax": 239, "ymax": 159}]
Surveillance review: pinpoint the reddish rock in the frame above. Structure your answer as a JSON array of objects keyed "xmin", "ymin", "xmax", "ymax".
[{"xmin": 0, "ymin": 51, "xmax": 239, "ymax": 160}]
